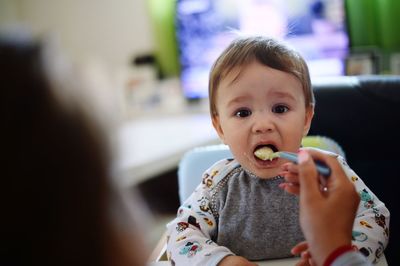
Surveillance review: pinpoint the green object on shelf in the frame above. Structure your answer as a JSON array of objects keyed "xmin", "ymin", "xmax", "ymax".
[
  {"xmin": 346, "ymin": 0, "xmax": 400, "ymax": 51},
  {"xmin": 345, "ymin": 0, "xmax": 379, "ymax": 47},
  {"xmin": 377, "ymin": 0, "xmax": 400, "ymax": 51},
  {"xmin": 148, "ymin": 0, "xmax": 180, "ymax": 77}
]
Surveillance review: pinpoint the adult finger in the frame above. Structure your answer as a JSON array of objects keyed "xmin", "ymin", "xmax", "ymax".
[
  {"xmin": 279, "ymin": 182, "xmax": 300, "ymax": 195},
  {"xmin": 304, "ymin": 148, "xmax": 349, "ymax": 188},
  {"xmin": 283, "ymin": 162, "xmax": 299, "ymax": 174},
  {"xmin": 281, "ymin": 171, "xmax": 299, "ymax": 184},
  {"xmin": 297, "ymin": 150, "xmax": 321, "ymax": 201},
  {"xmin": 291, "ymin": 241, "xmax": 308, "ymax": 255}
]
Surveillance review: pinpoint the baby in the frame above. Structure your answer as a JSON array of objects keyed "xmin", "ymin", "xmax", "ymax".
[{"xmin": 166, "ymin": 36, "xmax": 389, "ymax": 265}]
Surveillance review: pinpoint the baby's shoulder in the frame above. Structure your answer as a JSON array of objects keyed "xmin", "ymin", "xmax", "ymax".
[
  {"xmin": 335, "ymin": 154, "xmax": 355, "ymax": 175},
  {"xmin": 201, "ymin": 158, "xmax": 240, "ymax": 190}
]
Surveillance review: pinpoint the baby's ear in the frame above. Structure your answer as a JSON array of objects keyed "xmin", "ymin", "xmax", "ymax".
[
  {"xmin": 303, "ymin": 106, "xmax": 314, "ymax": 136},
  {"xmin": 212, "ymin": 115, "xmax": 226, "ymax": 143}
]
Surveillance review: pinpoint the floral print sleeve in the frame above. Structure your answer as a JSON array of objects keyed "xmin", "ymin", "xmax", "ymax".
[
  {"xmin": 337, "ymin": 156, "xmax": 390, "ymax": 264},
  {"xmin": 166, "ymin": 158, "xmax": 239, "ymax": 266}
]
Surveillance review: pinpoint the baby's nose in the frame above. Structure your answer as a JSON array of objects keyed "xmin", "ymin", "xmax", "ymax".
[{"xmin": 252, "ymin": 114, "xmax": 275, "ymax": 133}]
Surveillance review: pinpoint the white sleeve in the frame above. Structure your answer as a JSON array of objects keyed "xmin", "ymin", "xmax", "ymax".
[
  {"xmin": 337, "ymin": 156, "xmax": 390, "ymax": 264},
  {"xmin": 166, "ymin": 159, "xmax": 237, "ymax": 266}
]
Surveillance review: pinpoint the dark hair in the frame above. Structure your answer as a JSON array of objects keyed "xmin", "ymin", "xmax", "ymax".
[
  {"xmin": 209, "ymin": 36, "xmax": 314, "ymax": 118},
  {"xmin": 0, "ymin": 37, "xmax": 144, "ymax": 266}
]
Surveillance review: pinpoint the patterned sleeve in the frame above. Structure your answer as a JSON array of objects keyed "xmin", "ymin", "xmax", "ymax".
[
  {"xmin": 337, "ymin": 156, "xmax": 390, "ymax": 264},
  {"xmin": 165, "ymin": 159, "xmax": 238, "ymax": 266},
  {"xmin": 332, "ymin": 251, "xmax": 372, "ymax": 266}
]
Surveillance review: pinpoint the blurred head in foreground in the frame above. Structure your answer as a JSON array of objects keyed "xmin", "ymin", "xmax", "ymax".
[{"xmin": 0, "ymin": 31, "xmax": 148, "ymax": 266}]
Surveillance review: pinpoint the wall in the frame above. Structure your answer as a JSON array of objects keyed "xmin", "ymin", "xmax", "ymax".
[
  {"xmin": 0, "ymin": 0, "xmax": 155, "ymax": 69},
  {"xmin": 0, "ymin": 0, "xmax": 163, "ymax": 118},
  {"xmin": 0, "ymin": 0, "xmax": 20, "ymax": 25}
]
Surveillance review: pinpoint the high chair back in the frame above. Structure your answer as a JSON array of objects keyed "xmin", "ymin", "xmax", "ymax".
[{"xmin": 178, "ymin": 144, "xmax": 232, "ymax": 204}]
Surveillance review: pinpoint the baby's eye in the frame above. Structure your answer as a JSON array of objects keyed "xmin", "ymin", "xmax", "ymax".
[
  {"xmin": 272, "ymin": 104, "xmax": 289, "ymax": 114},
  {"xmin": 235, "ymin": 108, "xmax": 252, "ymax": 118}
]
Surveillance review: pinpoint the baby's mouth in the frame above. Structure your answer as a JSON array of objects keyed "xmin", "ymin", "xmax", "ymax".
[{"xmin": 253, "ymin": 144, "xmax": 279, "ymax": 161}]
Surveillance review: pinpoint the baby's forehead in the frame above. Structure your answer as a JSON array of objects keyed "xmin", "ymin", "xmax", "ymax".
[
  {"xmin": 220, "ymin": 59, "xmax": 261, "ymax": 84},
  {"xmin": 218, "ymin": 65, "xmax": 305, "ymax": 100}
]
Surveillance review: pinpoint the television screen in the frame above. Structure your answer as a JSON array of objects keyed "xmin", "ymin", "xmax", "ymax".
[{"xmin": 176, "ymin": 0, "xmax": 349, "ymax": 99}]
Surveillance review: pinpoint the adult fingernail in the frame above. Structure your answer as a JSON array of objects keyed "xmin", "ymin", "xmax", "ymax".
[{"xmin": 298, "ymin": 150, "xmax": 309, "ymax": 163}]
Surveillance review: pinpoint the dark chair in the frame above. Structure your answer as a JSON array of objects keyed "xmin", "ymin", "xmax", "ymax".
[{"xmin": 310, "ymin": 75, "xmax": 400, "ymax": 264}]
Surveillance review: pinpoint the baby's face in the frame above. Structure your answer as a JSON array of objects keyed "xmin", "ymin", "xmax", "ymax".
[{"xmin": 212, "ymin": 61, "xmax": 313, "ymax": 179}]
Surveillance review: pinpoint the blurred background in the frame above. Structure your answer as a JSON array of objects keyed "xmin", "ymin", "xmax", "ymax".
[
  {"xmin": 1, "ymin": 0, "xmax": 399, "ymax": 252},
  {"xmin": 1, "ymin": 0, "xmax": 399, "ymax": 117}
]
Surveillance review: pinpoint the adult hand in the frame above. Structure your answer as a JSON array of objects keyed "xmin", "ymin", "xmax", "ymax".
[
  {"xmin": 291, "ymin": 241, "xmax": 315, "ymax": 266},
  {"xmin": 279, "ymin": 148, "xmax": 336, "ymax": 195},
  {"xmin": 283, "ymin": 149, "xmax": 360, "ymax": 266}
]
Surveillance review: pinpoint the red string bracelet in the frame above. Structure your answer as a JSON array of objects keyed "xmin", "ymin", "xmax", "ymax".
[{"xmin": 323, "ymin": 245, "xmax": 356, "ymax": 266}]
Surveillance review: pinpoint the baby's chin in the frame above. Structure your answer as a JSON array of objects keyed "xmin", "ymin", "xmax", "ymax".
[
  {"xmin": 235, "ymin": 153, "xmax": 281, "ymax": 178},
  {"xmin": 255, "ymin": 169, "xmax": 281, "ymax": 179},
  {"xmin": 244, "ymin": 164, "xmax": 281, "ymax": 179}
]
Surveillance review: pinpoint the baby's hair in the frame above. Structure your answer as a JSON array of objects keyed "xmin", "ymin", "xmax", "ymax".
[{"xmin": 208, "ymin": 36, "xmax": 315, "ymax": 118}]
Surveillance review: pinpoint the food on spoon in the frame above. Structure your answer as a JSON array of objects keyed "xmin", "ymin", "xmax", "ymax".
[{"xmin": 254, "ymin": 146, "xmax": 279, "ymax": 161}]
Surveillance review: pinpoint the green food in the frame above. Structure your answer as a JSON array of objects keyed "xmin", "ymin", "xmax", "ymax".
[{"xmin": 254, "ymin": 146, "xmax": 279, "ymax": 161}]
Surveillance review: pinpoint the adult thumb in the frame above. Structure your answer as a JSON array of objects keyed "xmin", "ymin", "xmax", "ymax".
[{"xmin": 298, "ymin": 150, "xmax": 321, "ymax": 200}]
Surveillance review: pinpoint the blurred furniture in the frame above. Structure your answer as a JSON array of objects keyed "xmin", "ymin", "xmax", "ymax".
[
  {"xmin": 309, "ymin": 75, "xmax": 400, "ymax": 264},
  {"xmin": 117, "ymin": 113, "xmax": 219, "ymax": 187}
]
